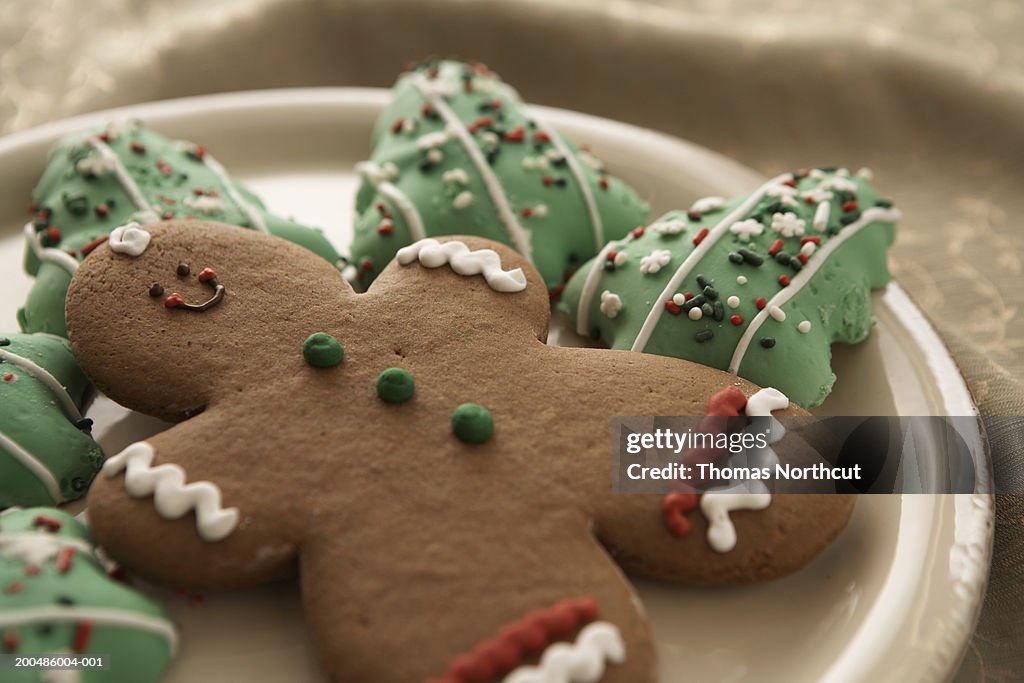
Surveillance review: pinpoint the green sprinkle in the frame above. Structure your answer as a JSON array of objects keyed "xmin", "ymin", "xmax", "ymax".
[
  {"xmin": 683, "ymin": 294, "xmax": 706, "ymax": 311},
  {"xmin": 696, "ymin": 275, "xmax": 712, "ymax": 289},
  {"xmin": 603, "ymin": 261, "xmax": 616, "ymax": 272},
  {"xmin": 695, "ymin": 329, "xmax": 714, "ymax": 343},
  {"xmin": 451, "ymin": 403, "xmax": 494, "ymax": 443},
  {"xmin": 739, "ymin": 249, "xmax": 764, "ymax": 266},
  {"xmin": 701, "ymin": 303, "xmax": 714, "ymax": 317},
  {"xmin": 376, "ymin": 368, "xmax": 415, "ymax": 403},
  {"xmin": 875, "ymin": 198, "xmax": 894, "ymax": 208},
  {"xmin": 713, "ymin": 301, "xmax": 725, "ymax": 321},
  {"xmin": 303, "ymin": 332, "xmax": 344, "ymax": 368},
  {"xmin": 760, "ymin": 337, "xmax": 776, "ymax": 349},
  {"xmin": 728, "ymin": 252, "xmax": 744, "ymax": 264},
  {"xmin": 775, "ymin": 252, "xmax": 791, "ymax": 266},
  {"xmin": 840, "ymin": 210, "xmax": 862, "ymax": 226},
  {"xmin": 703, "ymin": 286, "xmax": 718, "ymax": 300}
]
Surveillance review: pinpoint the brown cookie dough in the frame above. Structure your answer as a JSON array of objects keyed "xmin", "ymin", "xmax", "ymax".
[{"xmin": 67, "ymin": 222, "xmax": 853, "ymax": 683}]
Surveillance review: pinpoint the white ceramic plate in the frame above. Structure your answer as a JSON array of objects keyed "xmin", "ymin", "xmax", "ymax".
[{"xmin": 0, "ymin": 89, "xmax": 993, "ymax": 683}]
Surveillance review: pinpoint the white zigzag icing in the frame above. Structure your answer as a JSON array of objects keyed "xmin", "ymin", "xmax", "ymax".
[
  {"xmin": 502, "ymin": 622, "xmax": 626, "ymax": 683},
  {"xmin": 102, "ymin": 442, "xmax": 239, "ymax": 542},
  {"xmin": 397, "ymin": 238, "xmax": 527, "ymax": 293}
]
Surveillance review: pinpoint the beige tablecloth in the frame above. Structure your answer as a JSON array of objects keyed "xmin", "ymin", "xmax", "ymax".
[{"xmin": 2, "ymin": 0, "xmax": 1021, "ymax": 679}]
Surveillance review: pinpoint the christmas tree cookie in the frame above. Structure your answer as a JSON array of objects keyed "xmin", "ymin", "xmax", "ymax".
[
  {"xmin": 20, "ymin": 120, "xmax": 341, "ymax": 336},
  {"xmin": 559, "ymin": 168, "xmax": 900, "ymax": 407},
  {"xmin": 0, "ymin": 507, "xmax": 176, "ymax": 683},
  {"xmin": 350, "ymin": 58, "xmax": 650, "ymax": 290},
  {"xmin": 0, "ymin": 334, "xmax": 102, "ymax": 507}
]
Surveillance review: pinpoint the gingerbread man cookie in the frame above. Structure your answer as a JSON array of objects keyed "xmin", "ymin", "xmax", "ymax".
[{"xmin": 67, "ymin": 222, "xmax": 853, "ymax": 682}]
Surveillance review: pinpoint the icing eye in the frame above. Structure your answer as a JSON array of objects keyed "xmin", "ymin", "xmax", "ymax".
[
  {"xmin": 176, "ymin": 263, "xmax": 190, "ymax": 277},
  {"xmin": 149, "ymin": 283, "xmax": 164, "ymax": 298}
]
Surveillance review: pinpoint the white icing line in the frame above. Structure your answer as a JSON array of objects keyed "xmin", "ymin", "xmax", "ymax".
[
  {"xmin": 356, "ymin": 161, "xmax": 426, "ymax": 241},
  {"xmin": 575, "ymin": 240, "xmax": 623, "ymax": 335},
  {"xmin": 0, "ymin": 431, "xmax": 64, "ymax": 503},
  {"xmin": 23, "ymin": 222, "xmax": 79, "ymax": 275},
  {"xmin": 0, "ymin": 606, "xmax": 178, "ymax": 655},
  {"xmin": 199, "ymin": 152, "xmax": 269, "ymax": 233},
  {"xmin": 83, "ymin": 137, "xmax": 160, "ymax": 223},
  {"xmin": 630, "ymin": 174, "xmax": 792, "ymax": 352},
  {"xmin": 102, "ymin": 442, "xmax": 240, "ymax": 542},
  {"xmin": 397, "ymin": 238, "xmax": 527, "ymax": 292},
  {"xmin": 727, "ymin": 206, "xmax": 902, "ymax": 374},
  {"xmin": 412, "ymin": 76, "xmax": 533, "ymax": 261},
  {"xmin": 0, "ymin": 347, "xmax": 82, "ymax": 422},
  {"xmin": 502, "ymin": 621, "xmax": 626, "ymax": 683},
  {"xmin": 540, "ymin": 124, "xmax": 604, "ymax": 253}
]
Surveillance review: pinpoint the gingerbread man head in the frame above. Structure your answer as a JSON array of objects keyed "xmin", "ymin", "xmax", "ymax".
[{"xmin": 67, "ymin": 222, "xmax": 853, "ymax": 682}]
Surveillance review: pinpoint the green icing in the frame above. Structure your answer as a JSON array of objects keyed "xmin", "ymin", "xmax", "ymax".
[
  {"xmin": 376, "ymin": 367, "xmax": 415, "ymax": 403},
  {"xmin": 302, "ymin": 332, "xmax": 345, "ymax": 368},
  {"xmin": 0, "ymin": 334, "xmax": 103, "ymax": 506},
  {"xmin": 0, "ymin": 508, "xmax": 174, "ymax": 683},
  {"xmin": 350, "ymin": 59, "xmax": 649, "ymax": 290},
  {"xmin": 451, "ymin": 403, "xmax": 494, "ymax": 444},
  {"xmin": 559, "ymin": 168, "xmax": 898, "ymax": 408},
  {"xmin": 21, "ymin": 120, "xmax": 341, "ymax": 337}
]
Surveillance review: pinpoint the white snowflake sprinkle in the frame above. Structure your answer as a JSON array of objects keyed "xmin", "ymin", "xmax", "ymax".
[
  {"xmin": 771, "ymin": 212, "xmax": 806, "ymax": 238},
  {"xmin": 690, "ymin": 196, "xmax": 725, "ymax": 213},
  {"xmin": 802, "ymin": 188, "xmax": 834, "ymax": 204},
  {"xmin": 764, "ymin": 183, "xmax": 798, "ymax": 200},
  {"xmin": 184, "ymin": 195, "xmax": 226, "ymax": 214},
  {"xmin": 809, "ymin": 168, "xmax": 826, "ymax": 179},
  {"xmin": 730, "ymin": 218, "xmax": 764, "ymax": 241},
  {"xmin": 639, "ymin": 249, "xmax": 672, "ymax": 274},
  {"xmin": 651, "ymin": 219, "xmax": 687, "ymax": 235},
  {"xmin": 75, "ymin": 154, "xmax": 118, "ymax": 177},
  {"xmin": 820, "ymin": 176, "xmax": 858, "ymax": 193},
  {"xmin": 417, "ymin": 130, "xmax": 451, "ymax": 149},
  {"xmin": 600, "ymin": 290, "xmax": 622, "ymax": 318}
]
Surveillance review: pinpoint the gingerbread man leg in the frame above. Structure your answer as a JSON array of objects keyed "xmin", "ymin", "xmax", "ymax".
[{"xmin": 299, "ymin": 503, "xmax": 655, "ymax": 683}]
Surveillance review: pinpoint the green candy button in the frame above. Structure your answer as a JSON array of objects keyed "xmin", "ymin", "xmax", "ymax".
[
  {"xmin": 451, "ymin": 403, "xmax": 494, "ymax": 444},
  {"xmin": 377, "ymin": 367, "xmax": 415, "ymax": 403},
  {"xmin": 303, "ymin": 332, "xmax": 344, "ymax": 368}
]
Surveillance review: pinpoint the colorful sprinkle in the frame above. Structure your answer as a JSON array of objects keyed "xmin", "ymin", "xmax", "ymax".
[
  {"xmin": 760, "ymin": 337, "xmax": 776, "ymax": 348},
  {"xmin": 778, "ymin": 275, "xmax": 791, "ymax": 287},
  {"xmin": 692, "ymin": 227, "xmax": 709, "ymax": 246},
  {"xmin": 695, "ymin": 329, "xmax": 714, "ymax": 343},
  {"xmin": 730, "ymin": 314, "xmax": 744, "ymax": 325},
  {"xmin": 726, "ymin": 296, "xmax": 740, "ymax": 308},
  {"xmin": 798, "ymin": 321, "xmax": 812, "ymax": 334},
  {"xmin": 755, "ymin": 297, "xmax": 767, "ymax": 310}
]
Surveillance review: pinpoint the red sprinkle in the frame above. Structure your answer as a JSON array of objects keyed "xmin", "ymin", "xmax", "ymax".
[
  {"xmin": 163, "ymin": 211, "xmax": 175, "ymax": 220},
  {"xmin": 377, "ymin": 221, "xmax": 394, "ymax": 235},
  {"xmin": 662, "ymin": 493, "xmax": 699, "ymax": 536},
  {"xmin": 783, "ymin": 178, "xmax": 797, "ymax": 188},
  {"xmin": 800, "ymin": 236, "xmax": 821, "ymax": 245},
  {"xmin": 755, "ymin": 297, "xmax": 767, "ymax": 310},
  {"xmin": 521, "ymin": 207, "xmax": 533, "ymax": 218},
  {"xmin": 503, "ymin": 126, "xmax": 525, "ymax": 143},
  {"xmin": 605, "ymin": 251, "xmax": 617, "ymax": 262},
  {"xmin": 548, "ymin": 283, "xmax": 566, "ymax": 301},
  {"xmin": 164, "ymin": 293, "xmax": 185, "ymax": 309},
  {"xmin": 130, "ymin": 141, "xmax": 146, "ymax": 154},
  {"xmin": 72, "ymin": 622, "xmax": 93, "ymax": 653},
  {"xmin": 2, "ymin": 631, "xmax": 18, "ymax": 652},
  {"xmin": 631, "ymin": 226, "xmax": 645, "ymax": 239},
  {"xmin": 598, "ymin": 177, "xmax": 609, "ymax": 190},
  {"xmin": 542, "ymin": 175, "xmax": 553, "ymax": 187},
  {"xmin": 687, "ymin": 210, "xmax": 701, "ymax": 221},
  {"xmin": 80, "ymin": 235, "xmax": 109, "ymax": 256},
  {"xmin": 192, "ymin": 187, "xmax": 205, "ymax": 196},
  {"xmin": 665, "ymin": 300, "xmax": 682, "ymax": 316},
  {"xmin": 94, "ymin": 204, "xmax": 109, "ymax": 218},
  {"xmin": 805, "ymin": 196, "xmax": 816, "ymax": 205},
  {"xmin": 197, "ymin": 267, "xmax": 217, "ymax": 283},
  {"xmin": 4, "ymin": 581, "xmax": 23, "ymax": 595},
  {"xmin": 842, "ymin": 200, "xmax": 858, "ymax": 212},
  {"xmin": 2, "ymin": 373, "xmax": 14, "ymax": 383},
  {"xmin": 797, "ymin": 253, "xmax": 809, "ymax": 265},
  {"xmin": 33, "ymin": 515, "xmax": 62, "ymax": 532},
  {"xmin": 684, "ymin": 292, "xmax": 694, "ymax": 301},
  {"xmin": 778, "ymin": 274, "xmax": 791, "ymax": 287},
  {"xmin": 730, "ymin": 314, "xmax": 744, "ymax": 325},
  {"xmin": 768, "ymin": 239, "xmax": 784, "ymax": 256},
  {"xmin": 468, "ymin": 116, "xmax": 494, "ymax": 134},
  {"xmin": 532, "ymin": 131, "xmax": 550, "ymax": 144},
  {"xmin": 692, "ymin": 227, "xmax": 709, "ymax": 246},
  {"xmin": 359, "ymin": 259, "xmax": 374, "ymax": 273},
  {"xmin": 391, "ymin": 118, "xmax": 404, "ymax": 134},
  {"xmin": 375, "ymin": 202, "xmax": 391, "ymax": 218},
  {"xmin": 46, "ymin": 226, "xmax": 62, "ymax": 244},
  {"xmin": 24, "ymin": 566, "xmax": 40, "ymax": 576},
  {"xmin": 490, "ymin": 99, "xmax": 502, "ymax": 109},
  {"xmin": 156, "ymin": 160, "xmax": 172, "ymax": 176},
  {"xmin": 421, "ymin": 104, "xmax": 433, "ymax": 117},
  {"xmin": 56, "ymin": 547, "xmax": 75, "ymax": 574},
  {"xmin": 191, "ymin": 144, "xmax": 207, "ymax": 160}
]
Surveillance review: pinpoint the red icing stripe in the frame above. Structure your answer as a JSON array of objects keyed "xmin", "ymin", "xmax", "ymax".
[
  {"xmin": 425, "ymin": 597, "xmax": 599, "ymax": 683},
  {"xmin": 692, "ymin": 227, "xmax": 709, "ymax": 246},
  {"xmin": 33, "ymin": 515, "xmax": 62, "ymax": 531}
]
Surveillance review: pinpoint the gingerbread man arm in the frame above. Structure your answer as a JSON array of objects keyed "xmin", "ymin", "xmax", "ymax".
[{"xmin": 299, "ymin": 501, "xmax": 655, "ymax": 683}]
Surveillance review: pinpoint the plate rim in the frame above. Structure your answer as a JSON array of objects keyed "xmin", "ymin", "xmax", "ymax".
[{"xmin": 0, "ymin": 87, "xmax": 995, "ymax": 683}]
